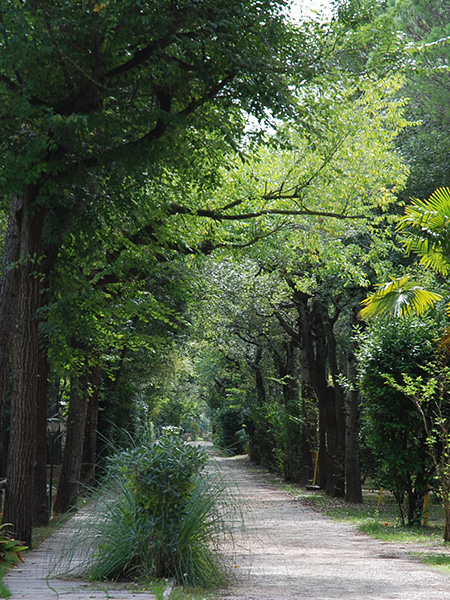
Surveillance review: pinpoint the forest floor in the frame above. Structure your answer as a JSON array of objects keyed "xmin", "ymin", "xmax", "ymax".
[{"xmin": 215, "ymin": 452, "xmax": 450, "ymax": 600}]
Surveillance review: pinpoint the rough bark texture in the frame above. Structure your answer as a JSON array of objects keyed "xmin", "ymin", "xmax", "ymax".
[
  {"xmin": 299, "ymin": 352, "xmax": 316, "ymax": 484},
  {"xmin": 345, "ymin": 310, "xmax": 363, "ymax": 503},
  {"xmin": 81, "ymin": 363, "xmax": 100, "ymax": 488},
  {"xmin": 295, "ymin": 289, "xmax": 345, "ymax": 498},
  {"xmin": 0, "ymin": 196, "xmax": 22, "ymax": 477},
  {"xmin": 253, "ymin": 346, "xmax": 267, "ymax": 406},
  {"xmin": 53, "ymin": 368, "xmax": 89, "ymax": 514},
  {"xmin": 281, "ymin": 340, "xmax": 302, "ymax": 481},
  {"xmin": 3, "ymin": 186, "xmax": 45, "ymax": 546}
]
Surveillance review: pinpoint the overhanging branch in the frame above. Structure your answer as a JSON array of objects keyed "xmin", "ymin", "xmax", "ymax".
[{"xmin": 169, "ymin": 202, "xmax": 366, "ymax": 220}]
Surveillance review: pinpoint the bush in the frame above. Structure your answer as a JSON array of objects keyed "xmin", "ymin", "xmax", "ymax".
[
  {"xmin": 72, "ymin": 426, "xmax": 234, "ymax": 587},
  {"xmin": 357, "ymin": 317, "xmax": 439, "ymax": 525},
  {"xmin": 247, "ymin": 400, "xmax": 303, "ymax": 481}
]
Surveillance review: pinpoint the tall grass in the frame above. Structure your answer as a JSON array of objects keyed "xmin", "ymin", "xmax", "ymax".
[{"xmin": 59, "ymin": 427, "xmax": 238, "ymax": 588}]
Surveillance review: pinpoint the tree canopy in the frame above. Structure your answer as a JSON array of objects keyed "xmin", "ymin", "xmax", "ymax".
[{"xmin": 3, "ymin": 0, "xmax": 450, "ymax": 548}]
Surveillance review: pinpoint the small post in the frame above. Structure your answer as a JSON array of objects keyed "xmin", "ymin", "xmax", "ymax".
[
  {"xmin": 377, "ymin": 487, "xmax": 384, "ymax": 511},
  {"xmin": 423, "ymin": 487, "xmax": 430, "ymax": 527},
  {"xmin": 313, "ymin": 450, "xmax": 319, "ymax": 487}
]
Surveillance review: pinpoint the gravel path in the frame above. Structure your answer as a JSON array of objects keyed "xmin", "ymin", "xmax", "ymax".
[{"xmin": 217, "ymin": 454, "xmax": 450, "ymax": 600}]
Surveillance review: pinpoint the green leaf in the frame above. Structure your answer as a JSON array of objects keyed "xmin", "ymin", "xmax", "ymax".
[{"xmin": 359, "ymin": 275, "xmax": 443, "ymax": 319}]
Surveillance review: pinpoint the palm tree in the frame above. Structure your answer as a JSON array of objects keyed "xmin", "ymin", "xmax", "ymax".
[{"xmin": 359, "ymin": 186, "xmax": 450, "ymax": 320}]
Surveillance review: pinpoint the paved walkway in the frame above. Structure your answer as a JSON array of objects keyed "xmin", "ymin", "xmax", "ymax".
[{"xmin": 3, "ymin": 509, "xmax": 157, "ymax": 600}]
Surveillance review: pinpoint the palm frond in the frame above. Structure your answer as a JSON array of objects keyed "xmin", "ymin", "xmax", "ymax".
[
  {"xmin": 397, "ymin": 187, "xmax": 450, "ymax": 275},
  {"xmin": 403, "ymin": 236, "xmax": 450, "ymax": 276},
  {"xmin": 359, "ymin": 276, "xmax": 443, "ymax": 320}
]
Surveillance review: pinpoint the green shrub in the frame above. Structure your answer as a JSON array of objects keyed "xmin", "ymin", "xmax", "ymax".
[
  {"xmin": 357, "ymin": 317, "xmax": 439, "ymax": 525},
  {"xmin": 0, "ymin": 524, "xmax": 27, "ymax": 564},
  {"xmin": 74, "ymin": 426, "xmax": 234, "ymax": 587},
  {"xmin": 246, "ymin": 400, "xmax": 303, "ymax": 481}
]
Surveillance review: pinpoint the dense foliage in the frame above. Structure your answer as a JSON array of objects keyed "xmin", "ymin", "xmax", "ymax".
[
  {"xmin": 0, "ymin": 0, "xmax": 320, "ymax": 544},
  {"xmin": 357, "ymin": 316, "xmax": 443, "ymax": 524}
]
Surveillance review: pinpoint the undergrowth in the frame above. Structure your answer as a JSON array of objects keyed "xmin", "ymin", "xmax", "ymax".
[
  {"xmin": 0, "ymin": 562, "xmax": 12, "ymax": 599},
  {"xmin": 54, "ymin": 427, "xmax": 240, "ymax": 589}
]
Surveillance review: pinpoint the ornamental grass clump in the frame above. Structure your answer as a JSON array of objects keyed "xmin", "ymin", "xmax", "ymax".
[{"xmin": 77, "ymin": 426, "xmax": 233, "ymax": 587}]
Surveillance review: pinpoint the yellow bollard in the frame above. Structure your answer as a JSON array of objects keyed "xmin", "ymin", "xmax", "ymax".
[
  {"xmin": 377, "ymin": 487, "xmax": 384, "ymax": 511},
  {"xmin": 423, "ymin": 488, "xmax": 430, "ymax": 527},
  {"xmin": 313, "ymin": 451, "xmax": 319, "ymax": 487}
]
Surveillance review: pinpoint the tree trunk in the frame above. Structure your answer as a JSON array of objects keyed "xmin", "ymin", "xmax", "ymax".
[
  {"xmin": 295, "ymin": 291, "xmax": 345, "ymax": 497},
  {"xmin": 282, "ymin": 340, "xmax": 302, "ymax": 481},
  {"xmin": 331, "ymin": 388, "xmax": 346, "ymax": 498},
  {"xmin": 3, "ymin": 186, "xmax": 45, "ymax": 547},
  {"xmin": 33, "ymin": 348, "xmax": 51, "ymax": 526},
  {"xmin": 345, "ymin": 318, "xmax": 363, "ymax": 503},
  {"xmin": 443, "ymin": 476, "xmax": 450, "ymax": 542},
  {"xmin": 0, "ymin": 196, "xmax": 22, "ymax": 477},
  {"xmin": 253, "ymin": 345, "xmax": 266, "ymax": 405},
  {"xmin": 81, "ymin": 363, "xmax": 100, "ymax": 488},
  {"xmin": 53, "ymin": 367, "xmax": 90, "ymax": 514},
  {"xmin": 299, "ymin": 354, "xmax": 316, "ymax": 485}
]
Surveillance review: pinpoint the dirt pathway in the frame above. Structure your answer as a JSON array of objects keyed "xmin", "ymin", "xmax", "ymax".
[{"xmin": 217, "ymin": 454, "xmax": 450, "ymax": 600}]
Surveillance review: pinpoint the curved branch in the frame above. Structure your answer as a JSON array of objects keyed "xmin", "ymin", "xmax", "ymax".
[{"xmin": 169, "ymin": 202, "xmax": 366, "ymax": 221}]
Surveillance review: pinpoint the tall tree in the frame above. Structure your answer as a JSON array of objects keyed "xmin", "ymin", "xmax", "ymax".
[
  {"xmin": 391, "ymin": 0, "xmax": 450, "ymax": 200},
  {"xmin": 0, "ymin": 0, "xmax": 313, "ymax": 545}
]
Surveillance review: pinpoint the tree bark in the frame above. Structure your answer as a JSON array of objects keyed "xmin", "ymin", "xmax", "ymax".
[
  {"xmin": 53, "ymin": 363, "xmax": 90, "ymax": 514},
  {"xmin": 252, "ymin": 345, "xmax": 266, "ymax": 405},
  {"xmin": 345, "ymin": 308, "xmax": 363, "ymax": 503},
  {"xmin": 299, "ymin": 351, "xmax": 316, "ymax": 485},
  {"xmin": 295, "ymin": 292, "xmax": 330, "ymax": 490},
  {"xmin": 3, "ymin": 186, "xmax": 45, "ymax": 547},
  {"xmin": 81, "ymin": 363, "xmax": 100, "ymax": 488},
  {"xmin": 281, "ymin": 340, "xmax": 302, "ymax": 481},
  {"xmin": 0, "ymin": 196, "xmax": 22, "ymax": 477},
  {"xmin": 294, "ymin": 290, "xmax": 345, "ymax": 497}
]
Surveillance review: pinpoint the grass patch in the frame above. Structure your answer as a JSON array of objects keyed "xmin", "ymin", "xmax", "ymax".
[
  {"xmin": 358, "ymin": 518, "xmax": 442, "ymax": 544},
  {"xmin": 0, "ymin": 565, "xmax": 12, "ymax": 599},
  {"xmin": 421, "ymin": 554, "xmax": 450, "ymax": 573},
  {"xmin": 278, "ymin": 480, "xmax": 445, "ymax": 544},
  {"xmin": 298, "ymin": 486, "xmax": 447, "ymax": 546},
  {"xmin": 0, "ymin": 583, "xmax": 11, "ymax": 599},
  {"xmin": 143, "ymin": 580, "xmax": 219, "ymax": 600}
]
